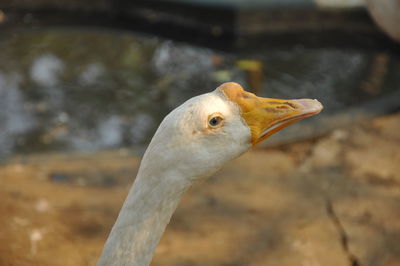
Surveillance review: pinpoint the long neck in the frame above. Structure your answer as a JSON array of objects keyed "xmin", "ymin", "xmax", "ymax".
[{"xmin": 97, "ymin": 161, "xmax": 190, "ymax": 266}]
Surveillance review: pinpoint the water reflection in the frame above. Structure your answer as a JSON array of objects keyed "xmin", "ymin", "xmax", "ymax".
[
  {"xmin": 0, "ymin": 29, "xmax": 398, "ymax": 158},
  {"xmin": 31, "ymin": 53, "xmax": 65, "ymax": 87},
  {"xmin": 0, "ymin": 72, "xmax": 36, "ymax": 155}
]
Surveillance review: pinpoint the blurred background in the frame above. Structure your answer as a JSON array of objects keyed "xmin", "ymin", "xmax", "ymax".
[{"xmin": 0, "ymin": 0, "xmax": 399, "ymax": 265}]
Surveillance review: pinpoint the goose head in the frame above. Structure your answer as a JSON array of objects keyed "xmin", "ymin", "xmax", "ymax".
[{"xmin": 139, "ymin": 82, "xmax": 323, "ymax": 183}]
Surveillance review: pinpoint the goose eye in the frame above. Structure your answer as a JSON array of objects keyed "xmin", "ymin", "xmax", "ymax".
[{"xmin": 208, "ymin": 115, "xmax": 223, "ymax": 128}]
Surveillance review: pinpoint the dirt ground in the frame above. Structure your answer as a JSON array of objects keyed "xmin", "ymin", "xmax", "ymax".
[{"xmin": 0, "ymin": 113, "xmax": 399, "ymax": 266}]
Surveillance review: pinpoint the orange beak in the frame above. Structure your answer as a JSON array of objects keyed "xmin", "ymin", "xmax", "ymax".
[{"xmin": 219, "ymin": 82, "xmax": 323, "ymax": 145}]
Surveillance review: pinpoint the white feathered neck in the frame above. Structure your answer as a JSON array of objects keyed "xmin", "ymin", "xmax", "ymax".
[{"xmin": 97, "ymin": 89, "xmax": 250, "ymax": 266}]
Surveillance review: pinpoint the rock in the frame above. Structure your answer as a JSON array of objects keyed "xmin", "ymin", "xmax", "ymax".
[
  {"xmin": 332, "ymin": 113, "xmax": 400, "ymax": 266},
  {"xmin": 34, "ymin": 199, "xmax": 50, "ymax": 213},
  {"xmin": 300, "ymin": 130, "xmax": 345, "ymax": 172},
  {"xmin": 346, "ymin": 127, "xmax": 400, "ymax": 183},
  {"xmin": 334, "ymin": 188, "xmax": 400, "ymax": 266},
  {"xmin": 372, "ymin": 113, "xmax": 400, "ymax": 142}
]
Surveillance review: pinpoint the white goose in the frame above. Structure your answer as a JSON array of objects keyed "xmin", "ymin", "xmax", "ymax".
[{"xmin": 97, "ymin": 82, "xmax": 323, "ymax": 266}]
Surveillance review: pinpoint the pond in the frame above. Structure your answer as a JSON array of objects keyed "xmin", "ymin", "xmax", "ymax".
[{"xmin": 0, "ymin": 28, "xmax": 399, "ymax": 158}]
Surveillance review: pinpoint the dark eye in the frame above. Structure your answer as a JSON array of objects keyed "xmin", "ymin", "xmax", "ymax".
[{"xmin": 208, "ymin": 116, "xmax": 223, "ymax": 128}]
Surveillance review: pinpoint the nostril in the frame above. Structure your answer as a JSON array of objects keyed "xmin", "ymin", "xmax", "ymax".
[{"xmin": 283, "ymin": 102, "xmax": 296, "ymax": 109}]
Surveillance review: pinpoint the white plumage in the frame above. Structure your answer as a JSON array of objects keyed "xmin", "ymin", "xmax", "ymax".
[{"xmin": 97, "ymin": 82, "xmax": 322, "ymax": 266}]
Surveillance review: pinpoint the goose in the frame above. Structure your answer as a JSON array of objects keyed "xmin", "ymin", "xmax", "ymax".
[{"xmin": 97, "ymin": 82, "xmax": 323, "ymax": 266}]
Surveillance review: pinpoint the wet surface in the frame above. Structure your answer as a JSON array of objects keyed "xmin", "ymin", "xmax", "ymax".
[{"xmin": 0, "ymin": 29, "xmax": 399, "ymax": 158}]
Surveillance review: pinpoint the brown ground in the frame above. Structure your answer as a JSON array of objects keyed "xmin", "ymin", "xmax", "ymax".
[{"xmin": 1, "ymin": 113, "xmax": 399, "ymax": 266}]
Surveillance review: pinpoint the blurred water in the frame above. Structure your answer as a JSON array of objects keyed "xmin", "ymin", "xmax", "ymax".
[{"xmin": 0, "ymin": 29, "xmax": 399, "ymax": 157}]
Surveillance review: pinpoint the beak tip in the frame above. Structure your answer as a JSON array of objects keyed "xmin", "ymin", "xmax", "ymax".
[
  {"xmin": 312, "ymin": 99, "xmax": 324, "ymax": 113},
  {"xmin": 295, "ymin": 99, "xmax": 323, "ymax": 115}
]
